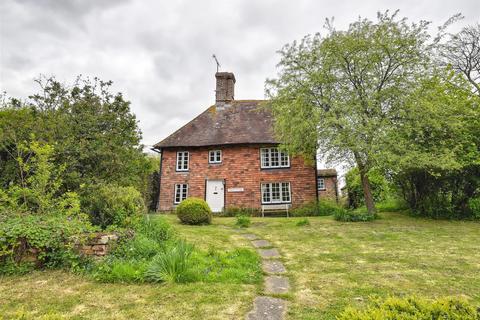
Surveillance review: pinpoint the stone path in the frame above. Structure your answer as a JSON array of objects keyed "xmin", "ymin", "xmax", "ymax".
[{"xmin": 243, "ymin": 233, "xmax": 290, "ymax": 320}]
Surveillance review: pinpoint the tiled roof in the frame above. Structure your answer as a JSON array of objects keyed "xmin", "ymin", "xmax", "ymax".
[
  {"xmin": 317, "ymin": 169, "xmax": 337, "ymax": 177},
  {"xmin": 153, "ymin": 100, "xmax": 279, "ymax": 148}
]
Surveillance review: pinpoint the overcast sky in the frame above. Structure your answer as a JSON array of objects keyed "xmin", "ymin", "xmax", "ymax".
[{"xmin": 1, "ymin": 0, "xmax": 479, "ymax": 154}]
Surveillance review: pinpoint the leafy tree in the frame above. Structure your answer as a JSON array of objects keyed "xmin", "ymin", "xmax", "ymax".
[
  {"xmin": 439, "ymin": 23, "xmax": 480, "ymax": 96},
  {"xmin": 266, "ymin": 11, "xmax": 432, "ymax": 214},
  {"xmin": 0, "ymin": 141, "xmax": 82, "ymax": 218},
  {"xmin": 385, "ymin": 71, "xmax": 480, "ymax": 218},
  {"xmin": 0, "ymin": 76, "xmax": 150, "ymax": 195}
]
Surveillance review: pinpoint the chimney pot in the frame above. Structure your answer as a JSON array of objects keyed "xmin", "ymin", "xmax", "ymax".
[{"xmin": 215, "ymin": 72, "xmax": 235, "ymax": 105}]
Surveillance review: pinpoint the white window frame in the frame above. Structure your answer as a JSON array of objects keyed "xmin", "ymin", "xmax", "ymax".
[
  {"xmin": 261, "ymin": 182, "xmax": 291, "ymax": 204},
  {"xmin": 260, "ymin": 148, "xmax": 290, "ymax": 169},
  {"xmin": 317, "ymin": 178, "xmax": 326, "ymax": 191},
  {"xmin": 208, "ymin": 150, "xmax": 222, "ymax": 164},
  {"xmin": 174, "ymin": 184, "xmax": 188, "ymax": 204},
  {"xmin": 176, "ymin": 151, "xmax": 189, "ymax": 171}
]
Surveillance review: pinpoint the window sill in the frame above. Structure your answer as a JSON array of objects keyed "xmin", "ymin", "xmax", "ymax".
[{"xmin": 260, "ymin": 166, "xmax": 291, "ymax": 170}]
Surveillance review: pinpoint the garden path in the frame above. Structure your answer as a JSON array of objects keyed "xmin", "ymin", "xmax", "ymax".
[{"xmin": 242, "ymin": 233, "xmax": 290, "ymax": 320}]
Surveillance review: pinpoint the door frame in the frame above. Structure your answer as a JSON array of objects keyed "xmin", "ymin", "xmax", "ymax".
[{"xmin": 205, "ymin": 179, "xmax": 225, "ymax": 212}]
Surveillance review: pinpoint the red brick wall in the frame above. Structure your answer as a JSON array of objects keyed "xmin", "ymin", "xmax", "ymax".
[
  {"xmin": 318, "ymin": 176, "xmax": 338, "ymax": 201},
  {"xmin": 157, "ymin": 145, "xmax": 317, "ymax": 211}
]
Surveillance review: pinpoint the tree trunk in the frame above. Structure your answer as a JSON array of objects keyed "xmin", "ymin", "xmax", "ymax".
[
  {"xmin": 357, "ymin": 164, "xmax": 377, "ymax": 214},
  {"xmin": 352, "ymin": 151, "xmax": 377, "ymax": 214}
]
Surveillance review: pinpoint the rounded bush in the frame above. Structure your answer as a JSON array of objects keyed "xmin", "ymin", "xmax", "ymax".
[{"xmin": 176, "ymin": 198, "xmax": 212, "ymax": 225}]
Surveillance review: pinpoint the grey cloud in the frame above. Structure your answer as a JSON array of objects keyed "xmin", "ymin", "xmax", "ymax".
[{"xmin": 1, "ymin": 0, "xmax": 479, "ymax": 150}]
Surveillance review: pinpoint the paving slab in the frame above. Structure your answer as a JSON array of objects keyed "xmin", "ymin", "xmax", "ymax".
[
  {"xmin": 246, "ymin": 296, "xmax": 286, "ymax": 320},
  {"xmin": 265, "ymin": 276, "xmax": 290, "ymax": 294},
  {"xmin": 251, "ymin": 239, "xmax": 271, "ymax": 248},
  {"xmin": 262, "ymin": 260, "xmax": 287, "ymax": 274},
  {"xmin": 242, "ymin": 234, "xmax": 259, "ymax": 240},
  {"xmin": 258, "ymin": 248, "xmax": 281, "ymax": 259}
]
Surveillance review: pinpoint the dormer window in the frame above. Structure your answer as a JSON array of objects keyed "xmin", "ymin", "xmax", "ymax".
[
  {"xmin": 176, "ymin": 151, "xmax": 189, "ymax": 171},
  {"xmin": 261, "ymin": 148, "xmax": 290, "ymax": 169},
  {"xmin": 209, "ymin": 150, "xmax": 222, "ymax": 164}
]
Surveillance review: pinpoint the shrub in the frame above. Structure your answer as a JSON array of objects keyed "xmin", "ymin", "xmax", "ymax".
[
  {"xmin": 81, "ymin": 183, "xmax": 146, "ymax": 229},
  {"xmin": 334, "ymin": 209, "xmax": 378, "ymax": 222},
  {"xmin": 176, "ymin": 198, "xmax": 212, "ymax": 225},
  {"xmin": 338, "ymin": 296, "xmax": 480, "ymax": 320},
  {"xmin": 145, "ymin": 240, "xmax": 194, "ymax": 283},
  {"xmin": 135, "ymin": 216, "xmax": 174, "ymax": 243},
  {"xmin": 235, "ymin": 214, "xmax": 251, "ymax": 228},
  {"xmin": 0, "ymin": 214, "xmax": 96, "ymax": 273},
  {"xmin": 345, "ymin": 167, "xmax": 391, "ymax": 209},
  {"xmin": 91, "ymin": 215, "xmax": 174, "ymax": 281},
  {"xmin": 291, "ymin": 200, "xmax": 344, "ymax": 217},
  {"xmin": 221, "ymin": 206, "xmax": 259, "ymax": 217},
  {"xmin": 296, "ymin": 218, "xmax": 310, "ymax": 226},
  {"xmin": 468, "ymin": 197, "xmax": 480, "ymax": 219},
  {"xmin": 376, "ymin": 198, "xmax": 409, "ymax": 212}
]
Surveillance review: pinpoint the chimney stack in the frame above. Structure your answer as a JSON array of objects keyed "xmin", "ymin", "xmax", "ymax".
[{"xmin": 215, "ymin": 72, "xmax": 235, "ymax": 106}]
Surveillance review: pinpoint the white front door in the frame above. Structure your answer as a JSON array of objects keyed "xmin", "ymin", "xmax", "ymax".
[{"xmin": 206, "ymin": 180, "xmax": 224, "ymax": 212}]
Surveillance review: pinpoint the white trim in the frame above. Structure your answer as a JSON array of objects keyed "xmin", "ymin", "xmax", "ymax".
[
  {"xmin": 317, "ymin": 178, "xmax": 326, "ymax": 191},
  {"xmin": 208, "ymin": 150, "xmax": 222, "ymax": 164},
  {"xmin": 176, "ymin": 151, "xmax": 189, "ymax": 171},
  {"xmin": 174, "ymin": 183, "xmax": 188, "ymax": 204},
  {"xmin": 261, "ymin": 182, "xmax": 291, "ymax": 204},
  {"xmin": 260, "ymin": 148, "xmax": 290, "ymax": 169}
]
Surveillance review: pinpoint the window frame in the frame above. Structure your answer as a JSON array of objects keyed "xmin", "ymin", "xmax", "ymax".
[
  {"xmin": 260, "ymin": 148, "xmax": 290, "ymax": 169},
  {"xmin": 208, "ymin": 150, "xmax": 222, "ymax": 164},
  {"xmin": 176, "ymin": 151, "xmax": 189, "ymax": 171},
  {"xmin": 174, "ymin": 183, "xmax": 188, "ymax": 204},
  {"xmin": 317, "ymin": 178, "xmax": 326, "ymax": 191},
  {"xmin": 261, "ymin": 182, "xmax": 291, "ymax": 204}
]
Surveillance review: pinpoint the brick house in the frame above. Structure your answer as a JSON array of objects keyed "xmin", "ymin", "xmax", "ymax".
[
  {"xmin": 317, "ymin": 169, "xmax": 339, "ymax": 202},
  {"xmin": 153, "ymin": 72, "xmax": 332, "ymax": 212}
]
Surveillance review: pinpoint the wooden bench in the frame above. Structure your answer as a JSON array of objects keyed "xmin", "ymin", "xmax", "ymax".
[{"xmin": 261, "ymin": 203, "xmax": 292, "ymax": 218}]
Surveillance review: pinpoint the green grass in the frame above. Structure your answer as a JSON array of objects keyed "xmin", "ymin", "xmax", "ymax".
[
  {"xmin": 1, "ymin": 212, "xmax": 479, "ymax": 319},
  {"xmin": 243, "ymin": 212, "xmax": 480, "ymax": 319},
  {"xmin": 0, "ymin": 214, "xmax": 261, "ymax": 320}
]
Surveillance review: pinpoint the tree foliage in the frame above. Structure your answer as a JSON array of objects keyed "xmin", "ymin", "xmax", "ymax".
[
  {"xmin": 0, "ymin": 76, "xmax": 150, "ymax": 193},
  {"xmin": 267, "ymin": 11, "xmax": 480, "ymax": 218},
  {"xmin": 0, "ymin": 76, "xmax": 157, "ymax": 226},
  {"xmin": 267, "ymin": 11, "xmax": 432, "ymax": 214},
  {"xmin": 439, "ymin": 23, "xmax": 480, "ymax": 96}
]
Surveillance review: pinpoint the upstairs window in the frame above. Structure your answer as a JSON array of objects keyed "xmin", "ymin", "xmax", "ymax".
[
  {"xmin": 176, "ymin": 151, "xmax": 189, "ymax": 171},
  {"xmin": 260, "ymin": 148, "xmax": 290, "ymax": 169},
  {"xmin": 174, "ymin": 184, "xmax": 188, "ymax": 204},
  {"xmin": 209, "ymin": 150, "xmax": 222, "ymax": 164},
  {"xmin": 261, "ymin": 182, "xmax": 291, "ymax": 204},
  {"xmin": 317, "ymin": 178, "xmax": 326, "ymax": 190}
]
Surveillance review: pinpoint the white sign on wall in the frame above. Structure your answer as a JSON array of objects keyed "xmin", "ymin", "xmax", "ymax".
[{"xmin": 227, "ymin": 187, "xmax": 244, "ymax": 193}]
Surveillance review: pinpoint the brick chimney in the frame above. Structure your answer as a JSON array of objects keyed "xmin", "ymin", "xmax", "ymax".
[{"xmin": 215, "ymin": 72, "xmax": 235, "ymax": 105}]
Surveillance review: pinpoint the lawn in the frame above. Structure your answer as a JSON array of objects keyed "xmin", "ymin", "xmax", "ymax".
[
  {"xmin": 0, "ymin": 217, "xmax": 260, "ymax": 320},
  {"xmin": 244, "ymin": 212, "xmax": 480, "ymax": 319},
  {"xmin": 1, "ymin": 212, "xmax": 479, "ymax": 320}
]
